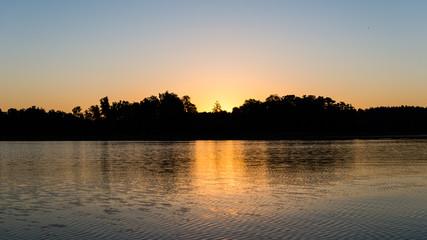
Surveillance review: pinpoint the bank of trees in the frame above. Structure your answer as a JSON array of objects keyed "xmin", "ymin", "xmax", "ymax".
[{"xmin": 0, "ymin": 91, "xmax": 426, "ymax": 138}]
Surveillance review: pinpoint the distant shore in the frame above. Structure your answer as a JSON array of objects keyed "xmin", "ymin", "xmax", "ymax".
[
  {"xmin": 1, "ymin": 132, "xmax": 426, "ymax": 141},
  {"xmin": 2, "ymin": 93, "xmax": 427, "ymax": 141}
]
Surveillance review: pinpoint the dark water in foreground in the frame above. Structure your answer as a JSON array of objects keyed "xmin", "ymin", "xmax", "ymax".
[{"xmin": 1, "ymin": 140, "xmax": 427, "ymax": 239}]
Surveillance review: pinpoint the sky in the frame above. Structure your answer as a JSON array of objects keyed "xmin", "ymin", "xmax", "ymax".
[{"xmin": 1, "ymin": 0, "xmax": 426, "ymax": 112}]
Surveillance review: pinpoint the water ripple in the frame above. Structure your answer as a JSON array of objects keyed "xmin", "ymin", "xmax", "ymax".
[{"xmin": 1, "ymin": 140, "xmax": 427, "ymax": 239}]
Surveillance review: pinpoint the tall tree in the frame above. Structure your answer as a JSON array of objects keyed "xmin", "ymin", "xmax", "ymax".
[
  {"xmin": 100, "ymin": 97, "xmax": 110, "ymax": 119},
  {"xmin": 72, "ymin": 106, "xmax": 83, "ymax": 118},
  {"xmin": 85, "ymin": 105, "xmax": 101, "ymax": 120},
  {"xmin": 212, "ymin": 101, "xmax": 222, "ymax": 113},
  {"xmin": 159, "ymin": 91, "xmax": 185, "ymax": 118},
  {"xmin": 182, "ymin": 95, "xmax": 197, "ymax": 114}
]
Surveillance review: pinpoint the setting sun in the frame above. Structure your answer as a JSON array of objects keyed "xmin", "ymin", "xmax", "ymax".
[{"xmin": 2, "ymin": 1, "xmax": 427, "ymax": 112}]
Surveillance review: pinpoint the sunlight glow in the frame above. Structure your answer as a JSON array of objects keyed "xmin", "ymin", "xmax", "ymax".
[{"xmin": 1, "ymin": 1, "xmax": 427, "ymax": 111}]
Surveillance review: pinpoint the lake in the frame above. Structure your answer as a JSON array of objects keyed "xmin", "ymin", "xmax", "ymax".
[{"xmin": 1, "ymin": 139, "xmax": 427, "ymax": 239}]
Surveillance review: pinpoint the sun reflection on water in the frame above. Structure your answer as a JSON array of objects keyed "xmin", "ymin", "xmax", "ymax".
[
  {"xmin": 2, "ymin": 140, "xmax": 427, "ymax": 239},
  {"xmin": 191, "ymin": 141, "xmax": 271, "ymax": 195},
  {"xmin": 188, "ymin": 141, "xmax": 273, "ymax": 221},
  {"xmin": 193, "ymin": 141, "xmax": 242, "ymax": 190}
]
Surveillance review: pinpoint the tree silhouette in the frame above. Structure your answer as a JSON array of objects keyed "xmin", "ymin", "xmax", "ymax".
[
  {"xmin": 100, "ymin": 97, "xmax": 110, "ymax": 119},
  {"xmin": 85, "ymin": 105, "xmax": 101, "ymax": 120},
  {"xmin": 159, "ymin": 91, "xmax": 185, "ymax": 118},
  {"xmin": 1, "ymin": 91, "xmax": 426, "ymax": 139},
  {"xmin": 182, "ymin": 95, "xmax": 197, "ymax": 114},
  {"xmin": 72, "ymin": 106, "xmax": 83, "ymax": 119},
  {"xmin": 212, "ymin": 101, "xmax": 222, "ymax": 113},
  {"xmin": 141, "ymin": 95, "xmax": 160, "ymax": 119}
]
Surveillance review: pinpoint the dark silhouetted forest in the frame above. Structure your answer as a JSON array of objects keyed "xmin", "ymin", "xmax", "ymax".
[{"xmin": 1, "ymin": 91, "xmax": 426, "ymax": 139}]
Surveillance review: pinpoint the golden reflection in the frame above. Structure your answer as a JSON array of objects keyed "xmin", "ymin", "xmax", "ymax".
[
  {"xmin": 193, "ymin": 141, "xmax": 242, "ymax": 192},
  {"xmin": 190, "ymin": 141, "xmax": 273, "ymax": 220},
  {"xmin": 191, "ymin": 141, "xmax": 268, "ymax": 196}
]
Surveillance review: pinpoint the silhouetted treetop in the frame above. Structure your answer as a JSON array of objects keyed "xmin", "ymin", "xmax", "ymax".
[
  {"xmin": 100, "ymin": 96, "xmax": 111, "ymax": 119},
  {"xmin": 1, "ymin": 91, "xmax": 426, "ymax": 139},
  {"xmin": 159, "ymin": 91, "xmax": 185, "ymax": 118},
  {"xmin": 85, "ymin": 105, "xmax": 101, "ymax": 121},
  {"xmin": 212, "ymin": 101, "xmax": 223, "ymax": 113},
  {"xmin": 182, "ymin": 95, "xmax": 197, "ymax": 114},
  {"xmin": 72, "ymin": 106, "xmax": 83, "ymax": 119}
]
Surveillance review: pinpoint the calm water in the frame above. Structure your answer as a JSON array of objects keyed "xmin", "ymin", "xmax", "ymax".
[{"xmin": 1, "ymin": 139, "xmax": 427, "ymax": 239}]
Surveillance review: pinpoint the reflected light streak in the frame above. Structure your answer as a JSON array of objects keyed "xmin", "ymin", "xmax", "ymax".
[{"xmin": 192, "ymin": 141, "xmax": 245, "ymax": 194}]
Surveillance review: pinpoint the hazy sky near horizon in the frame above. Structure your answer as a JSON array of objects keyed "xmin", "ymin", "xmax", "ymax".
[{"xmin": 1, "ymin": 0, "xmax": 426, "ymax": 112}]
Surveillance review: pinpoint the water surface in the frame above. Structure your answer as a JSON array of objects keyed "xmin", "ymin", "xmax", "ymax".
[{"xmin": 1, "ymin": 139, "xmax": 427, "ymax": 239}]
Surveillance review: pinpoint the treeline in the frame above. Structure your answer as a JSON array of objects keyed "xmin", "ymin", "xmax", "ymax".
[{"xmin": 1, "ymin": 91, "xmax": 426, "ymax": 139}]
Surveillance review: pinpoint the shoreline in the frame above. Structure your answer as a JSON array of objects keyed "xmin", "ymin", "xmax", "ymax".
[{"xmin": 1, "ymin": 132, "xmax": 427, "ymax": 141}]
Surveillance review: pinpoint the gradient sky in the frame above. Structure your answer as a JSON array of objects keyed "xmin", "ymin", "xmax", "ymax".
[{"xmin": 1, "ymin": 0, "xmax": 426, "ymax": 112}]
